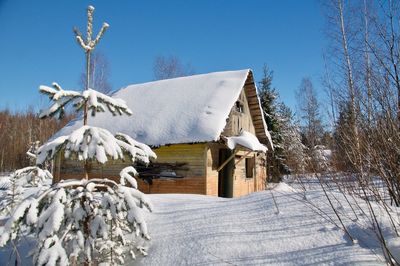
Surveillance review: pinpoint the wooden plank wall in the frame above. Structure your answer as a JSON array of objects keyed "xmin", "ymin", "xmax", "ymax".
[
  {"xmin": 216, "ymin": 84, "xmax": 267, "ymax": 197},
  {"xmin": 222, "ymin": 89, "xmax": 257, "ymax": 137},
  {"xmin": 205, "ymin": 143, "xmax": 224, "ymax": 196},
  {"xmin": 136, "ymin": 176, "xmax": 205, "ymax": 194},
  {"xmin": 205, "ymin": 144, "xmax": 267, "ymax": 197},
  {"xmin": 55, "ymin": 143, "xmax": 208, "ymax": 195},
  {"xmin": 137, "ymin": 144, "xmax": 207, "ymax": 194},
  {"xmin": 232, "ymin": 150, "xmax": 266, "ymax": 197}
]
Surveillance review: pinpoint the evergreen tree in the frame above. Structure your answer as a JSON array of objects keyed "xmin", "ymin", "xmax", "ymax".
[
  {"xmin": 0, "ymin": 142, "xmax": 52, "ymax": 217},
  {"xmin": 333, "ymin": 102, "xmax": 356, "ymax": 172},
  {"xmin": 278, "ymin": 103, "xmax": 307, "ymax": 174},
  {"xmin": 296, "ymin": 77, "xmax": 324, "ymax": 171},
  {"xmin": 258, "ymin": 64, "xmax": 285, "ymax": 182},
  {"xmin": 0, "ymin": 6, "xmax": 156, "ymax": 265}
]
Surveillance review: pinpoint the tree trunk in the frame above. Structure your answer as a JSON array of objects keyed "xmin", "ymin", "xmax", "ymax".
[
  {"xmin": 364, "ymin": 0, "xmax": 372, "ymax": 126},
  {"xmin": 84, "ymin": 50, "xmax": 91, "ymax": 180},
  {"xmin": 338, "ymin": 0, "xmax": 362, "ymax": 169}
]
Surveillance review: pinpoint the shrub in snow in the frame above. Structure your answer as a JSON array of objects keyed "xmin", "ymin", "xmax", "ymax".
[
  {"xmin": 0, "ymin": 171, "xmax": 152, "ymax": 265},
  {"xmin": 0, "ymin": 166, "xmax": 52, "ymax": 216},
  {"xmin": 0, "ymin": 140, "xmax": 52, "ymax": 217}
]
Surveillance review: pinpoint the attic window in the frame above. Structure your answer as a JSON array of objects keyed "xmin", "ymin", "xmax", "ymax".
[{"xmin": 235, "ymin": 101, "xmax": 244, "ymax": 113}]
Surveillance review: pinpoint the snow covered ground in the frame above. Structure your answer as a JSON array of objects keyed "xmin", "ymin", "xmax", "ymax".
[
  {"xmin": 137, "ymin": 182, "xmax": 392, "ymax": 265},
  {"xmin": 0, "ymin": 175, "xmax": 398, "ymax": 265}
]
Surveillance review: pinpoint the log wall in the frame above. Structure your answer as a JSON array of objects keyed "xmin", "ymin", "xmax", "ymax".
[
  {"xmin": 55, "ymin": 143, "xmax": 207, "ymax": 195},
  {"xmin": 222, "ymin": 89, "xmax": 256, "ymax": 136},
  {"xmin": 205, "ymin": 143, "xmax": 267, "ymax": 197},
  {"xmin": 205, "ymin": 143, "xmax": 223, "ymax": 196},
  {"xmin": 232, "ymin": 150, "xmax": 266, "ymax": 197},
  {"xmin": 137, "ymin": 143, "xmax": 207, "ymax": 194}
]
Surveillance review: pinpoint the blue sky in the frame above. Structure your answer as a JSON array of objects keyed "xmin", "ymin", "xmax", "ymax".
[{"xmin": 0, "ymin": 0, "xmax": 326, "ymax": 113}]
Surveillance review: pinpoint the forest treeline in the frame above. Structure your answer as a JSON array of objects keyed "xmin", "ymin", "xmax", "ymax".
[{"xmin": 0, "ymin": 109, "xmax": 73, "ymax": 172}]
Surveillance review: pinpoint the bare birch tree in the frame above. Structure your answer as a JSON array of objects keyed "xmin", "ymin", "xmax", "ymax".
[
  {"xmin": 320, "ymin": 1, "xmax": 400, "ymax": 263},
  {"xmin": 153, "ymin": 55, "xmax": 194, "ymax": 80},
  {"xmin": 80, "ymin": 51, "xmax": 112, "ymax": 94}
]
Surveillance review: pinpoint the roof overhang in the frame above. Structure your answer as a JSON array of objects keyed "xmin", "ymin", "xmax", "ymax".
[{"xmin": 242, "ymin": 71, "xmax": 273, "ymax": 150}]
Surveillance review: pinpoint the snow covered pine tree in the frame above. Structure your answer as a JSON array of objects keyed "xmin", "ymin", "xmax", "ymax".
[
  {"xmin": 0, "ymin": 163, "xmax": 52, "ymax": 217},
  {"xmin": 0, "ymin": 6, "xmax": 156, "ymax": 265},
  {"xmin": 0, "ymin": 142, "xmax": 53, "ymax": 264}
]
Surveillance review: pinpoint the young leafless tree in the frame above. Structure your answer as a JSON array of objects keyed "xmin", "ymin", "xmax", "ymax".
[
  {"xmin": 153, "ymin": 55, "xmax": 194, "ymax": 80},
  {"xmin": 80, "ymin": 51, "xmax": 112, "ymax": 94},
  {"xmin": 320, "ymin": 1, "xmax": 400, "ymax": 264}
]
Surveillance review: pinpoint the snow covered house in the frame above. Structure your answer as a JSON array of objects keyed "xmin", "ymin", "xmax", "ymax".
[{"xmin": 52, "ymin": 69, "xmax": 272, "ymax": 197}]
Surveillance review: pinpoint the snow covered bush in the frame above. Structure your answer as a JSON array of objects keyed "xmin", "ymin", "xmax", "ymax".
[
  {"xmin": 0, "ymin": 171, "xmax": 153, "ymax": 265},
  {"xmin": 0, "ymin": 138, "xmax": 155, "ymax": 264},
  {"xmin": 0, "ymin": 166, "xmax": 52, "ymax": 216},
  {"xmin": 0, "ymin": 5, "xmax": 157, "ymax": 265}
]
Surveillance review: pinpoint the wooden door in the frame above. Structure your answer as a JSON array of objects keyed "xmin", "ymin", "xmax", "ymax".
[{"xmin": 218, "ymin": 149, "xmax": 234, "ymax": 198}]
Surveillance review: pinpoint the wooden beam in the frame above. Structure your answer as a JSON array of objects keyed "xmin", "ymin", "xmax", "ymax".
[
  {"xmin": 217, "ymin": 150, "xmax": 254, "ymax": 172},
  {"xmin": 217, "ymin": 150, "xmax": 237, "ymax": 172},
  {"xmin": 234, "ymin": 151, "xmax": 253, "ymax": 166}
]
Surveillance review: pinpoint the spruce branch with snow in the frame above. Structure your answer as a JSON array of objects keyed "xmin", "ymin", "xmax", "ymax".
[
  {"xmin": 0, "ymin": 162, "xmax": 52, "ymax": 216},
  {"xmin": 39, "ymin": 83, "xmax": 132, "ymax": 119},
  {"xmin": 36, "ymin": 126, "xmax": 156, "ymax": 166},
  {"xmin": 0, "ymin": 143, "xmax": 53, "ymax": 265},
  {"xmin": 0, "ymin": 171, "xmax": 153, "ymax": 265},
  {"xmin": 258, "ymin": 64, "xmax": 289, "ymax": 180},
  {"xmin": 0, "ymin": 173, "xmax": 24, "ymax": 217},
  {"xmin": 27, "ymin": 141, "xmax": 40, "ymax": 163},
  {"xmin": 1, "ymin": 5, "xmax": 158, "ymax": 265}
]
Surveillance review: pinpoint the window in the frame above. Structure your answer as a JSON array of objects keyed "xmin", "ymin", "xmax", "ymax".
[
  {"xmin": 235, "ymin": 101, "xmax": 244, "ymax": 113},
  {"xmin": 245, "ymin": 157, "xmax": 255, "ymax": 178}
]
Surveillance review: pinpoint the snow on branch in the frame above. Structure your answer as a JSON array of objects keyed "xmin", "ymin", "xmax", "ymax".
[
  {"xmin": 14, "ymin": 166, "xmax": 52, "ymax": 186},
  {"xmin": 0, "ymin": 166, "xmax": 52, "ymax": 216},
  {"xmin": 36, "ymin": 126, "xmax": 156, "ymax": 166},
  {"xmin": 83, "ymin": 89, "xmax": 132, "ymax": 116},
  {"xmin": 73, "ymin": 5, "xmax": 109, "ymax": 53},
  {"xmin": 115, "ymin": 133, "xmax": 157, "ymax": 165},
  {"xmin": 39, "ymin": 83, "xmax": 82, "ymax": 119},
  {"xmin": 39, "ymin": 83, "xmax": 132, "ymax": 119},
  {"xmin": 120, "ymin": 166, "xmax": 138, "ymax": 188},
  {"xmin": 40, "ymin": 83, "xmax": 81, "ymax": 100},
  {"xmin": 0, "ymin": 176, "xmax": 152, "ymax": 265},
  {"xmin": 36, "ymin": 135, "xmax": 68, "ymax": 165}
]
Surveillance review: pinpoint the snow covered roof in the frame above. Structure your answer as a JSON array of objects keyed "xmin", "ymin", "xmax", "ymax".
[{"xmin": 55, "ymin": 69, "xmax": 270, "ymax": 147}]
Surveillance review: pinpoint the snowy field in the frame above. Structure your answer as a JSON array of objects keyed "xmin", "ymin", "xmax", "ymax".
[
  {"xmin": 0, "ymin": 175, "xmax": 398, "ymax": 265},
  {"xmin": 137, "ymin": 181, "xmax": 395, "ymax": 265}
]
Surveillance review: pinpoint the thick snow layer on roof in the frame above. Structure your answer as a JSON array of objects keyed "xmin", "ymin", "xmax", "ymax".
[
  {"xmin": 55, "ymin": 69, "xmax": 253, "ymax": 146},
  {"xmin": 226, "ymin": 131, "xmax": 267, "ymax": 152}
]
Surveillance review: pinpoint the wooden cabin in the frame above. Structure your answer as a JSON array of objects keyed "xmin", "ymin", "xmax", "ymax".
[{"xmin": 52, "ymin": 69, "xmax": 273, "ymax": 197}]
